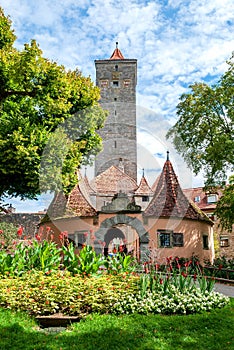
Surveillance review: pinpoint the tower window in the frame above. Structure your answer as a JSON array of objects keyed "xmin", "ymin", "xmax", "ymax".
[
  {"xmin": 114, "ymin": 98, "xmax": 117, "ymax": 101},
  {"xmin": 124, "ymin": 80, "xmax": 131, "ymax": 87},
  {"xmin": 100, "ymin": 80, "xmax": 108, "ymax": 88},
  {"xmin": 114, "ymin": 141, "xmax": 117, "ymax": 148},
  {"xmin": 113, "ymin": 81, "xmax": 119, "ymax": 87},
  {"xmin": 114, "ymin": 110, "xmax": 117, "ymax": 115},
  {"xmin": 115, "ymin": 65, "xmax": 118, "ymax": 71}
]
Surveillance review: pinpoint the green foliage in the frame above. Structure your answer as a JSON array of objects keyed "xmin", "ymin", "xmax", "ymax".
[
  {"xmin": 0, "ymin": 240, "xmax": 61, "ymax": 276},
  {"xmin": 0, "ymin": 222, "xmax": 18, "ymax": 247},
  {"xmin": 0, "ymin": 271, "xmax": 229, "ymax": 318},
  {"xmin": 167, "ymin": 54, "xmax": 234, "ymax": 229},
  {"xmin": 103, "ymin": 253, "xmax": 136, "ymax": 275},
  {"xmin": 0, "ymin": 7, "xmax": 107, "ymax": 199},
  {"xmin": 62, "ymin": 244, "xmax": 105, "ymax": 275},
  {"xmin": 215, "ymin": 179, "xmax": 234, "ymax": 231},
  {"xmin": 167, "ymin": 54, "xmax": 234, "ymax": 187}
]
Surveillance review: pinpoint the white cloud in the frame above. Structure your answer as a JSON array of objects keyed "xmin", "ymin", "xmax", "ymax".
[{"xmin": 1, "ymin": 0, "xmax": 233, "ymax": 211}]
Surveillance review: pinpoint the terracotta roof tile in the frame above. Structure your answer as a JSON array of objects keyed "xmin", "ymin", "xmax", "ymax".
[
  {"xmin": 183, "ymin": 187, "xmax": 221, "ymax": 210},
  {"xmin": 110, "ymin": 43, "xmax": 125, "ymax": 60},
  {"xmin": 91, "ymin": 165, "xmax": 137, "ymax": 194},
  {"xmin": 66, "ymin": 183, "xmax": 96, "ymax": 217},
  {"xmin": 144, "ymin": 159, "xmax": 211, "ymax": 223},
  {"xmin": 46, "ymin": 174, "xmax": 96, "ymax": 219},
  {"xmin": 135, "ymin": 175, "xmax": 153, "ymax": 195}
]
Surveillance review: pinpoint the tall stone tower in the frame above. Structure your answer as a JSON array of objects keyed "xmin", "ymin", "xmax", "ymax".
[{"xmin": 94, "ymin": 43, "xmax": 137, "ymax": 181}]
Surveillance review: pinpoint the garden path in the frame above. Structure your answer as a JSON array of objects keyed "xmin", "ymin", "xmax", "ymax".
[{"xmin": 214, "ymin": 283, "xmax": 234, "ymax": 297}]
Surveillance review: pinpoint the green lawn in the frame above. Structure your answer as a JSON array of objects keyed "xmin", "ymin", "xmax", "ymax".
[{"xmin": 0, "ymin": 299, "xmax": 233, "ymax": 350}]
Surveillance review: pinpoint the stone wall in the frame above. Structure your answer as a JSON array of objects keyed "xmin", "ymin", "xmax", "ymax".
[
  {"xmin": 0, "ymin": 213, "xmax": 45, "ymax": 237},
  {"xmin": 95, "ymin": 59, "xmax": 137, "ymax": 181}
]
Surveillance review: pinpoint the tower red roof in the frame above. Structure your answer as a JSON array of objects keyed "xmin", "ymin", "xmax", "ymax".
[{"xmin": 110, "ymin": 42, "xmax": 124, "ymax": 60}]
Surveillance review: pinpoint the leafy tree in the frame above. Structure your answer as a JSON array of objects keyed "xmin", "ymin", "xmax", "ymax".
[
  {"xmin": 0, "ymin": 222, "xmax": 18, "ymax": 247},
  {"xmin": 215, "ymin": 177, "xmax": 234, "ymax": 231},
  {"xmin": 0, "ymin": 7, "xmax": 106, "ymax": 199},
  {"xmin": 167, "ymin": 54, "xmax": 234, "ymax": 229}
]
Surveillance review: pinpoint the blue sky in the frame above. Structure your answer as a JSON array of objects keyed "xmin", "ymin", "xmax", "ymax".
[{"xmin": 1, "ymin": 0, "xmax": 234, "ymax": 212}]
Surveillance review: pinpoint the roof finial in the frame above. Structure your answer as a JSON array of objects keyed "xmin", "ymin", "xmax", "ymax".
[
  {"xmin": 167, "ymin": 151, "xmax": 169, "ymax": 161},
  {"xmin": 142, "ymin": 168, "xmax": 145, "ymax": 177},
  {"xmin": 84, "ymin": 167, "xmax": 87, "ymax": 176},
  {"xmin": 116, "ymin": 41, "xmax": 118, "ymax": 49}
]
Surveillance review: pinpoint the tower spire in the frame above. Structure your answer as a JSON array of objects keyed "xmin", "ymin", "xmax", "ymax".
[
  {"xmin": 167, "ymin": 151, "xmax": 170, "ymax": 161},
  {"xmin": 109, "ymin": 43, "xmax": 124, "ymax": 60}
]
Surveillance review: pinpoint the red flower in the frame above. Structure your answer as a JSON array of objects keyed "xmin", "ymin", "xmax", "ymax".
[
  {"xmin": 0, "ymin": 230, "xmax": 3, "ymax": 234},
  {"xmin": 35, "ymin": 234, "xmax": 41, "ymax": 242},
  {"xmin": 181, "ymin": 271, "xmax": 187, "ymax": 278},
  {"xmin": 17, "ymin": 226, "xmax": 24, "ymax": 237},
  {"xmin": 159, "ymin": 278, "xmax": 163, "ymax": 284},
  {"xmin": 62, "ymin": 231, "xmax": 68, "ymax": 238}
]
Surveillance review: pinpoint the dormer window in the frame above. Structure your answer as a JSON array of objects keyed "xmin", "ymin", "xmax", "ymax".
[
  {"xmin": 207, "ymin": 194, "xmax": 218, "ymax": 204},
  {"xmin": 142, "ymin": 196, "xmax": 149, "ymax": 202},
  {"xmin": 194, "ymin": 196, "xmax": 200, "ymax": 203}
]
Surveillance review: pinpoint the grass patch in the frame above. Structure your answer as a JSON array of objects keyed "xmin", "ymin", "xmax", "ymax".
[{"xmin": 0, "ymin": 299, "xmax": 233, "ymax": 350}]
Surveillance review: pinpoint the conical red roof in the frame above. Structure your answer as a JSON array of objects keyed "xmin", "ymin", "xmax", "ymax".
[
  {"xmin": 110, "ymin": 42, "xmax": 124, "ymax": 60},
  {"xmin": 135, "ymin": 175, "xmax": 153, "ymax": 195},
  {"xmin": 144, "ymin": 157, "xmax": 211, "ymax": 222}
]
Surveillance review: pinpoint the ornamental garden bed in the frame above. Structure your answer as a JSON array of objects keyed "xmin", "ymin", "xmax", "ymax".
[{"xmin": 0, "ymin": 241, "xmax": 231, "ymax": 325}]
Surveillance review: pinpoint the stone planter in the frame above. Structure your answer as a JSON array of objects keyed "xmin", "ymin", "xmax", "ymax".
[{"xmin": 36, "ymin": 313, "xmax": 80, "ymax": 328}]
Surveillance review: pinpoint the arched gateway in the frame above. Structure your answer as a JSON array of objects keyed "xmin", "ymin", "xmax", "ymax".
[{"xmin": 94, "ymin": 214, "xmax": 149, "ymax": 260}]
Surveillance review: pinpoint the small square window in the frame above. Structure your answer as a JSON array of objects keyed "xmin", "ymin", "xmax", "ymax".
[
  {"xmin": 100, "ymin": 80, "xmax": 108, "ymax": 88},
  {"xmin": 207, "ymin": 194, "xmax": 218, "ymax": 204},
  {"xmin": 172, "ymin": 233, "xmax": 184, "ymax": 247},
  {"xmin": 124, "ymin": 80, "xmax": 131, "ymax": 87},
  {"xmin": 142, "ymin": 196, "xmax": 149, "ymax": 202},
  {"xmin": 112, "ymin": 81, "xmax": 119, "ymax": 87},
  {"xmin": 158, "ymin": 230, "xmax": 172, "ymax": 248},
  {"xmin": 220, "ymin": 237, "xmax": 229, "ymax": 247},
  {"xmin": 72, "ymin": 230, "xmax": 88, "ymax": 248}
]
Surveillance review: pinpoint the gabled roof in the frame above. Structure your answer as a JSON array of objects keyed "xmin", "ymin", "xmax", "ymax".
[
  {"xmin": 66, "ymin": 182, "xmax": 97, "ymax": 217},
  {"xmin": 144, "ymin": 157, "xmax": 212, "ymax": 222},
  {"xmin": 46, "ymin": 174, "xmax": 96, "ymax": 219},
  {"xmin": 91, "ymin": 165, "xmax": 137, "ymax": 194},
  {"xmin": 183, "ymin": 187, "xmax": 221, "ymax": 211},
  {"xmin": 110, "ymin": 42, "xmax": 125, "ymax": 60},
  {"xmin": 134, "ymin": 174, "xmax": 153, "ymax": 195}
]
